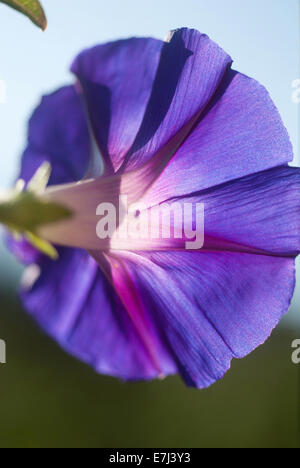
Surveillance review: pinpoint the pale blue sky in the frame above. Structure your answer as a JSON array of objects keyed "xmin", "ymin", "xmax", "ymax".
[{"xmin": 0, "ymin": 0, "xmax": 299, "ymax": 317}]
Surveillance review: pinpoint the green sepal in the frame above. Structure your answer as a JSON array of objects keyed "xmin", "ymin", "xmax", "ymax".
[
  {"xmin": 0, "ymin": 190, "xmax": 72, "ymax": 233},
  {"xmin": 25, "ymin": 231, "xmax": 59, "ymax": 260},
  {"xmin": 0, "ymin": 190, "xmax": 72, "ymax": 260}
]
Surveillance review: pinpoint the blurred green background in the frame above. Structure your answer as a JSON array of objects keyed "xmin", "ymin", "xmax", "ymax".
[{"xmin": 0, "ymin": 266, "xmax": 299, "ymax": 448}]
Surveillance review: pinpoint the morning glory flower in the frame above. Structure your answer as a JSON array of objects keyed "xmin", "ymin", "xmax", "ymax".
[{"xmin": 6, "ymin": 28, "xmax": 300, "ymax": 388}]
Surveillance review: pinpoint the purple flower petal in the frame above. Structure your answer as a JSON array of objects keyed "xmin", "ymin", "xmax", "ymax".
[
  {"xmin": 21, "ymin": 248, "xmax": 177, "ymax": 380},
  {"xmin": 71, "ymin": 29, "xmax": 232, "ymax": 174},
  {"xmin": 141, "ymin": 166, "xmax": 299, "ymax": 256},
  {"xmin": 179, "ymin": 165, "xmax": 300, "ymax": 256},
  {"xmin": 6, "ymin": 236, "xmax": 42, "ymax": 265},
  {"xmin": 20, "ymin": 85, "xmax": 91, "ymax": 185},
  {"xmin": 113, "ymin": 250, "xmax": 295, "ymax": 388},
  {"xmin": 71, "ymin": 37, "xmax": 163, "ymax": 173},
  {"xmin": 144, "ymin": 69, "xmax": 294, "ymax": 203}
]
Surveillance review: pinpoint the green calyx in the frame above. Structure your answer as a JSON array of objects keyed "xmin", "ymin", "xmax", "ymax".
[{"xmin": 0, "ymin": 190, "xmax": 72, "ymax": 233}]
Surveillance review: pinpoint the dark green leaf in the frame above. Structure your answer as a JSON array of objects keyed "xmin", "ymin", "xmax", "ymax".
[{"xmin": 0, "ymin": 0, "xmax": 47, "ymax": 30}]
